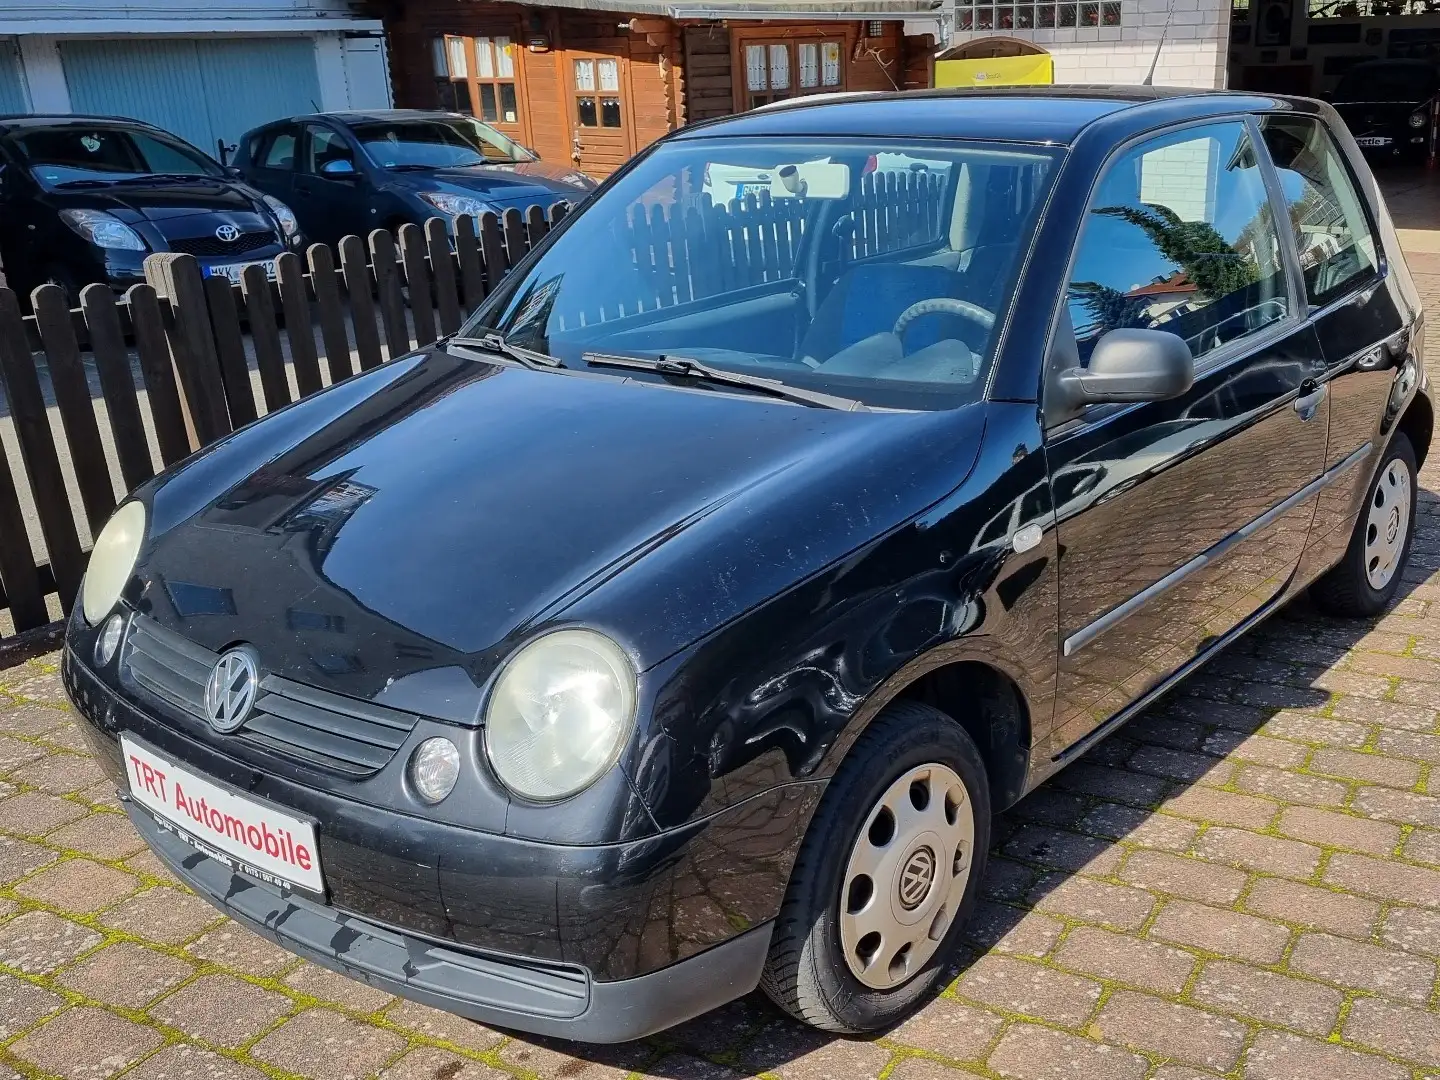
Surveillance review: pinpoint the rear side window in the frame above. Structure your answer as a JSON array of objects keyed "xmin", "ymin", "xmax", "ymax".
[
  {"xmin": 262, "ymin": 129, "xmax": 298, "ymax": 170},
  {"xmin": 1258, "ymin": 115, "xmax": 1378, "ymax": 308},
  {"xmin": 1066, "ymin": 120, "xmax": 1290, "ymax": 365}
]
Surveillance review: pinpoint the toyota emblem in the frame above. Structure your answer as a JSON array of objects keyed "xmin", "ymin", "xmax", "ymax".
[
  {"xmin": 203, "ymin": 648, "xmax": 259, "ymax": 733},
  {"xmin": 215, "ymin": 224, "xmax": 241, "ymax": 243}
]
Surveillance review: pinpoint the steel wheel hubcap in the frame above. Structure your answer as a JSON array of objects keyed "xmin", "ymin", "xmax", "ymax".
[
  {"xmin": 839, "ymin": 763, "xmax": 975, "ymax": 990},
  {"xmin": 1365, "ymin": 458, "xmax": 1412, "ymax": 591}
]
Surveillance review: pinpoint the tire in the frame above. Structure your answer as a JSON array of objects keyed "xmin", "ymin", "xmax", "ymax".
[
  {"xmin": 760, "ymin": 701, "xmax": 990, "ymax": 1033},
  {"xmin": 1311, "ymin": 432, "xmax": 1418, "ymax": 617}
]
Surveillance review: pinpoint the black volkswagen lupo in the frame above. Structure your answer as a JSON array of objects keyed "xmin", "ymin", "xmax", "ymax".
[{"xmin": 63, "ymin": 87, "xmax": 1432, "ymax": 1041}]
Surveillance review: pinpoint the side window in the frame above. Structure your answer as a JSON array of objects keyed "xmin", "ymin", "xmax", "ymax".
[
  {"xmin": 261, "ymin": 129, "xmax": 298, "ymax": 171},
  {"xmin": 303, "ymin": 127, "xmax": 352, "ymax": 174},
  {"xmin": 1067, "ymin": 121, "xmax": 1290, "ymax": 365},
  {"xmin": 1258, "ymin": 115, "xmax": 1378, "ymax": 308}
]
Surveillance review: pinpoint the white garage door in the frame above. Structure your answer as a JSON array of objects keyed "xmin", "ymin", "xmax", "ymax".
[
  {"xmin": 0, "ymin": 39, "xmax": 27, "ymax": 114},
  {"xmin": 60, "ymin": 37, "xmax": 322, "ymax": 160}
]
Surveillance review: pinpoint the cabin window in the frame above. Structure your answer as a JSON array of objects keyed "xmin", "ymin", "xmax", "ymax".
[
  {"xmin": 432, "ymin": 35, "xmax": 520, "ymax": 126},
  {"xmin": 742, "ymin": 38, "xmax": 843, "ymax": 110},
  {"xmin": 574, "ymin": 57, "xmax": 623, "ymax": 128}
]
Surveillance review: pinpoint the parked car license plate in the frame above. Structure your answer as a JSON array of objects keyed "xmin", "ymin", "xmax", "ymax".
[
  {"xmin": 1355, "ymin": 136, "xmax": 1392, "ymax": 147},
  {"xmin": 120, "ymin": 735, "xmax": 323, "ymax": 893},
  {"xmin": 205, "ymin": 259, "xmax": 277, "ymax": 285}
]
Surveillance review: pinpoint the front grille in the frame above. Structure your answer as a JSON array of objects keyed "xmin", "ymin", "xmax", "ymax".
[
  {"xmin": 123, "ymin": 615, "xmax": 420, "ymax": 777},
  {"xmin": 246, "ymin": 676, "xmax": 419, "ymax": 776},
  {"xmin": 125, "ymin": 615, "xmax": 211, "ymax": 718},
  {"xmin": 169, "ymin": 230, "xmax": 277, "ymax": 257}
]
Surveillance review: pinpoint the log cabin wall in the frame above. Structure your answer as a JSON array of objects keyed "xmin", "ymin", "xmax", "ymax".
[{"xmin": 385, "ymin": 4, "xmax": 931, "ymax": 178}]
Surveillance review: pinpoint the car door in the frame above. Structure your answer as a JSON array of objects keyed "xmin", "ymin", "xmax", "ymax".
[
  {"xmin": 1042, "ymin": 117, "xmax": 1330, "ymax": 757},
  {"xmin": 1256, "ymin": 113, "xmax": 1412, "ymax": 582},
  {"xmin": 292, "ymin": 123, "xmax": 369, "ymax": 249},
  {"xmin": 244, "ymin": 124, "xmax": 300, "ymax": 209}
]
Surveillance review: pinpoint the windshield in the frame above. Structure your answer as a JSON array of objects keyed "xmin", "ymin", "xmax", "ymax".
[
  {"xmin": 1335, "ymin": 65, "xmax": 1436, "ymax": 103},
  {"xmin": 352, "ymin": 117, "xmax": 533, "ymax": 168},
  {"xmin": 464, "ymin": 136, "xmax": 1059, "ymax": 410},
  {"xmin": 17, "ymin": 126, "xmax": 221, "ymax": 187}
]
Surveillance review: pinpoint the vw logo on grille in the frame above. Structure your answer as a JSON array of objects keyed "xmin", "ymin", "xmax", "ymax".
[
  {"xmin": 215, "ymin": 224, "xmax": 241, "ymax": 243},
  {"xmin": 204, "ymin": 648, "xmax": 259, "ymax": 733},
  {"xmin": 898, "ymin": 847, "xmax": 936, "ymax": 910}
]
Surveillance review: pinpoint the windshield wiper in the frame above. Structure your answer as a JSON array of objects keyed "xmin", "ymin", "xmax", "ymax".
[
  {"xmin": 444, "ymin": 332, "xmax": 565, "ymax": 370},
  {"xmin": 52, "ymin": 178, "xmax": 116, "ymax": 189},
  {"xmin": 581, "ymin": 352, "xmax": 865, "ymax": 411}
]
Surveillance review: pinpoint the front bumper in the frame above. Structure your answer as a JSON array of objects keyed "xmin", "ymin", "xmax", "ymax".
[
  {"xmin": 62, "ymin": 642, "xmax": 800, "ymax": 1040},
  {"xmin": 124, "ymin": 801, "xmax": 771, "ymax": 1041}
]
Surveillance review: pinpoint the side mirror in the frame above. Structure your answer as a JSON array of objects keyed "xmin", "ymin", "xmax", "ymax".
[
  {"xmin": 1052, "ymin": 329, "xmax": 1194, "ymax": 412},
  {"xmin": 223, "ymin": 165, "xmax": 243, "ymax": 180},
  {"xmin": 320, "ymin": 158, "xmax": 357, "ymax": 178}
]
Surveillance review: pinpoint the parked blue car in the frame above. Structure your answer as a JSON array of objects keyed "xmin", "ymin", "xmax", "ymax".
[{"xmin": 233, "ymin": 110, "xmax": 596, "ymax": 248}]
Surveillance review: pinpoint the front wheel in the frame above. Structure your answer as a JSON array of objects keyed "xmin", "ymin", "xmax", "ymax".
[
  {"xmin": 760, "ymin": 701, "xmax": 990, "ymax": 1033},
  {"xmin": 1311, "ymin": 432, "xmax": 1417, "ymax": 617}
]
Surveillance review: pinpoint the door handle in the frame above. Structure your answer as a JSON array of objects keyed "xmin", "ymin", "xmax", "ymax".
[{"xmin": 1293, "ymin": 380, "xmax": 1327, "ymax": 421}]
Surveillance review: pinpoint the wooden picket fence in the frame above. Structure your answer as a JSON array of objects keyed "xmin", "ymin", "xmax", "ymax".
[{"xmin": 0, "ymin": 203, "xmax": 569, "ymax": 656}]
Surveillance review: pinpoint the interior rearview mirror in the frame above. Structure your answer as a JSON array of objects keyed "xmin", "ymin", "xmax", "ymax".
[{"xmin": 1052, "ymin": 329, "xmax": 1194, "ymax": 414}]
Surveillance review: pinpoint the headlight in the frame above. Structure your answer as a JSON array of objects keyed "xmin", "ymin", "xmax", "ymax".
[
  {"xmin": 484, "ymin": 629, "xmax": 636, "ymax": 802},
  {"xmin": 418, "ymin": 191, "xmax": 496, "ymax": 220},
  {"xmin": 59, "ymin": 209, "xmax": 146, "ymax": 252},
  {"xmin": 262, "ymin": 194, "xmax": 300, "ymax": 237},
  {"xmin": 1410, "ymin": 111, "xmax": 1429, "ymax": 129},
  {"xmin": 82, "ymin": 501, "xmax": 146, "ymax": 625}
]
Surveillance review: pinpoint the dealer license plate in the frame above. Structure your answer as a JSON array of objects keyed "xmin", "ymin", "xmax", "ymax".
[
  {"xmin": 120, "ymin": 735, "xmax": 323, "ymax": 893},
  {"xmin": 205, "ymin": 259, "xmax": 277, "ymax": 285},
  {"xmin": 1355, "ymin": 136, "xmax": 1392, "ymax": 148}
]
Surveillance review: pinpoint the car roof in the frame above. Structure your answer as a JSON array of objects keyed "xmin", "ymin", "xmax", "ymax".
[
  {"xmin": 253, "ymin": 109, "xmax": 477, "ymax": 129},
  {"xmin": 1343, "ymin": 57, "xmax": 1435, "ymax": 70},
  {"xmin": 673, "ymin": 85, "xmax": 1304, "ymax": 146},
  {"xmin": 0, "ymin": 113, "xmax": 169, "ymax": 132}
]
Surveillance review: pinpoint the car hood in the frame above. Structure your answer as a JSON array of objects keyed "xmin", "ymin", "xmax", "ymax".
[
  {"xmin": 134, "ymin": 349, "xmax": 984, "ymax": 711},
  {"xmin": 388, "ymin": 162, "xmax": 589, "ymax": 206},
  {"xmin": 57, "ymin": 178, "xmax": 268, "ymax": 223}
]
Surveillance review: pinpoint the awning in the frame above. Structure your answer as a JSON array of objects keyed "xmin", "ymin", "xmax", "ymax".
[{"xmin": 522, "ymin": 0, "xmax": 942, "ymax": 19}]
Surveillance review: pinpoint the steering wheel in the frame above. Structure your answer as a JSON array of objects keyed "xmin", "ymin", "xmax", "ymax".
[{"xmin": 893, "ymin": 298, "xmax": 996, "ymax": 340}]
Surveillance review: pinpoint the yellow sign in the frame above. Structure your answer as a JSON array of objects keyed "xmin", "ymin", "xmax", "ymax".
[{"xmin": 935, "ymin": 54, "xmax": 1054, "ymax": 88}]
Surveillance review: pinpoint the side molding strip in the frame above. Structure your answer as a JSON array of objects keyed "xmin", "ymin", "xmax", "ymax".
[{"xmin": 1062, "ymin": 442, "xmax": 1373, "ymax": 658}]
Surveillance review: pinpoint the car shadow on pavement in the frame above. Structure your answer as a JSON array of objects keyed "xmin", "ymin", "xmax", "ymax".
[{"xmin": 462, "ymin": 488, "xmax": 1440, "ymax": 1077}]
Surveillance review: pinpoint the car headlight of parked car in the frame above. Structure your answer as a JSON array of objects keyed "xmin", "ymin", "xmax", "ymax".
[
  {"xmin": 1410, "ymin": 110, "xmax": 1429, "ymax": 129},
  {"xmin": 484, "ymin": 628, "xmax": 637, "ymax": 802},
  {"xmin": 418, "ymin": 191, "xmax": 497, "ymax": 221},
  {"xmin": 59, "ymin": 209, "xmax": 147, "ymax": 252},
  {"xmin": 82, "ymin": 501, "xmax": 146, "ymax": 625},
  {"xmin": 262, "ymin": 194, "xmax": 300, "ymax": 239}
]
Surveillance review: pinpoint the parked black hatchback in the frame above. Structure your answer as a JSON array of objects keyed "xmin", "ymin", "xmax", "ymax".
[
  {"xmin": 234, "ymin": 110, "xmax": 595, "ymax": 249},
  {"xmin": 0, "ymin": 115, "xmax": 302, "ymax": 302},
  {"xmin": 63, "ymin": 87, "xmax": 1431, "ymax": 1042},
  {"xmin": 1330, "ymin": 58, "xmax": 1439, "ymax": 161}
]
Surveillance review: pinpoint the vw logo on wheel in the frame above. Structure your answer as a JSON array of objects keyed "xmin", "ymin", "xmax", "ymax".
[
  {"xmin": 897, "ymin": 847, "xmax": 936, "ymax": 910},
  {"xmin": 215, "ymin": 224, "xmax": 241, "ymax": 243},
  {"xmin": 204, "ymin": 648, "xmax": 259, "ymax": 733}
]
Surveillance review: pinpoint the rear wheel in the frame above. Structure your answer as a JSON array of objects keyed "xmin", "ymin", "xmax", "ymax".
[
  {"xmin": 760, "ymin": 701, "xmax": 990, "ymax": 1033},
  {"xmin": 1311, "ymin": 432, "xmax": 1417, "ymax": 617}
]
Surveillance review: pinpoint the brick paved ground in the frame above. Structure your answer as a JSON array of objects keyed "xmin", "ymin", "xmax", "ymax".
[{"xmin": 5, "ymin": 198, "xmax": 1440, "ymax": 1080}]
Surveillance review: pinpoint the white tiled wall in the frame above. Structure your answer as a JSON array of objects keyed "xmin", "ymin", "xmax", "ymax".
[{"xmin": 948, "ymin": 0, "xmax": 1231, "ymax": 88}]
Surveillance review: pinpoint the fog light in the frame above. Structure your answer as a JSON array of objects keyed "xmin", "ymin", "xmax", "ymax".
[
  {"xmin": 94, "ymin": 614, "xmax": 124, "ymax": 667},
  {"xmin": 409, "ymin": 737, "xmax": 460, "ymax": 803}
]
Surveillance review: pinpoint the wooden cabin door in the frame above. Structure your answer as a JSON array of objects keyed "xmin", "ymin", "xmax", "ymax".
[{"xmin": 567, "ymin": 50, "xmax": 636, "ymax": 176}]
